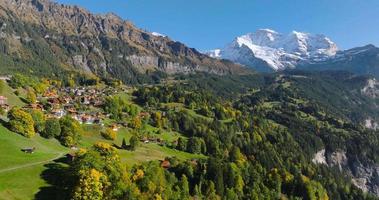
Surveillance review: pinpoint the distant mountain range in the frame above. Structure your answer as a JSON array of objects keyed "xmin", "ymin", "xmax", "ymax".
[
  {"xmin": 0, "ymin": 0, "xmax": 246, "ymax": 83},
  {"xmin": 206, "ymin": 29, "xmax": 379, "ymax": 78}
]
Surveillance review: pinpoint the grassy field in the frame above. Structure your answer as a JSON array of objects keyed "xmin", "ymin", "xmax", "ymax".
[
  {"xmin": 0, "ymin": 125, "xmax": 67, "ymax": 169},
  {"xmin": 0, "ymin": 125, "xmax": 68, "ymax": 200},
  {"xmin": 81, "ymin": 125, "xmax": 205, "ymax": 166},
  {"xmin": 0, "ymin": 122, "xmax": 205, "ymax": 200},
  {"xmin": 0, "ymin": 85, "xmax": 205, "ymax": 199},
  {"xmin": 0, "ymin": 80, "xmax": 24, "ymax": 107},
  {"xmin": 0, "ymin": 164, "xmax": 56, "ymax": 200}
]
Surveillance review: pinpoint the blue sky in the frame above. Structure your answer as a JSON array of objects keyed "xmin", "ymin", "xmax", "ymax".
[{"xmin": 56, "ymin": 0, "xmax": 379, "ymax": 51}]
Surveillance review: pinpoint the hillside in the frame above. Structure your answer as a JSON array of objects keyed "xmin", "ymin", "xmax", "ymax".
[
  {"xmin": 0, "ymin": 72, "xmax": 379, "ymax": 199},
  {"xmin": 0, "ymin": 0, "xmax": 247, "ymax": 84},
  {"xmin": 298, "ymin": 45, "xmax": 379, "ymax": 78}
]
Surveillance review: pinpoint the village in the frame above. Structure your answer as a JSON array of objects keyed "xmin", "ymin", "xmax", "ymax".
[{"xmin": 0, "ymin": 80, "xmax": 182, "ymax": 151}]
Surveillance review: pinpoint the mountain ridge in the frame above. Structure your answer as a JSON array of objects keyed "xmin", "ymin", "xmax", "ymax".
[{"xmin": 0, "ymin": 0, "xmax": 248, "ymax": 83}]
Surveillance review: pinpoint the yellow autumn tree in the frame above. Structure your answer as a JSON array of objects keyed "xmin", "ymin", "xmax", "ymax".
[
  {"xmin": 8, "ymin": 107, "xmax": 35, "ymax": 137},
  {"xmin": 73, "ymin": 169, "xmax": 109, "ymax": 200}
]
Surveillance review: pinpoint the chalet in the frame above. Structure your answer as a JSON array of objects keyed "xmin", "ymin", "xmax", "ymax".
[
  {"xmin": 140, "ymin": 136, "xmax": 149, "ymax": 143},
  {"xmin": 66, "ymin": 152, "xmax": 76, "ymax": 162},
  {"xmin": 82, "ymin": 96, "xmax": 91, "ymax": 105},
  {"xmin": 72, "ymin": 114, "xmax": 81, "ymax": 123},
  {"xmin": 51, "ymin": 109, "xmax": 66, "ymax": 118},
  {"xmin": 0, "ymin": 96, "xmax": 7, "ymax": 105},
  {"xmin": 24, "ymin": 103, "xmax": 44, "ymax": 110},
  {"xmin": 21, "ymin": 147, "xmax": 36, "ymax": 154},
  {"xmin": 43, "ymin": 91, "xmax": 58, "ymax": 98},
  {"xmin": 160, "ymin": 159, "xmax": 171, "ymax": 169},
  {"xmin": 110, "ymin": 124, "xmax": 119, "ymax": 131},
  {"xmin": 74, "ymin": 89, "xmax": 85, "ymax": 96},
  {"xmin": 0, "ymin": 75, "xmax": 11, "ymax": 81},
  {"xmin": 48, "ymin": 97, "xmax": 60, "ymax": 105},
  {"xmin": 93, "ymin": 99, "xmax": 104, "ymax": 107},
  {"xmin": 88, "ymin": 89, "xmax": 96, "ymax": 94},
  {"xmin": 65, "ymin": 107, "xmax": 78, "ymax": 115},
  {"xmin": 190, "ymin": 159, "xmax": 198, "ymax": 166},
  {"xmin": 62, "ymin": 96, "xmax": 73, "ymax": 104},
  {"xmin": 172, "ymin": 140, "xmax": 178, "ymax": 147},
  {"xmin": 0, "ymin": 104, "xmax": 10, "ymax": 112},
  {"xmin": 139, "ymin": 112, "xmax": 150, "ymax": 118},
  {"xmin": 81, "ymin": 114, "xmax": 98, "ymax": 124}
]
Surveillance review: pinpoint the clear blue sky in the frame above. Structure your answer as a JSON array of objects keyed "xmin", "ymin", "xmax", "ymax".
[{"xmin": 56, "ymin": 0, "xmax": 379, "ymax": 51}]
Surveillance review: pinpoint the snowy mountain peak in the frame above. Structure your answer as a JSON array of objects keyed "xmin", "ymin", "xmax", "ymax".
[{"xmin": 207, "ymin": 29, "xmax": 338, "ymax": 71}]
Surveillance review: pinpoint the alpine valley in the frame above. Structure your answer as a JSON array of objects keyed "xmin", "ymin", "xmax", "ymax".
[{"xmin": 0, "ymin": 0, "xmax": 379, "ymax": 200}]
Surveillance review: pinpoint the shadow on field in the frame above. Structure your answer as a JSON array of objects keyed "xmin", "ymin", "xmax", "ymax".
[{"xmin": 34, "ymin": 157, "xmax": 73, "ymax": 200}]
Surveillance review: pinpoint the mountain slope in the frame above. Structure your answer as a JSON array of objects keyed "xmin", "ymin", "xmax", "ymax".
[
  {"xmin": 0, "ymin": 0, "xmax": 247, "ymax": 83},
  {"xmin": 206, "ymin": 29, "xmax": 338, "ymax": 71},
  {"xmin": 298, "ymin": 45, "xmax": 379, "ymax": 78}
]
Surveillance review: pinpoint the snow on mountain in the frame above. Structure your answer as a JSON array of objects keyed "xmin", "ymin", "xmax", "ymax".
[
  {"xmin": 151, "ymin": 32, "xmax": 166, "ymax": 37},
  {"xmin": 206, "ymin": 29, "xmax": 338, "ymax": 71}
]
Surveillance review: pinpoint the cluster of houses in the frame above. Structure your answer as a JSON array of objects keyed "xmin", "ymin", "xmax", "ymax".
[{"xmin": 23, "ymin": 86, "xmax": 125, "ymax": 125}]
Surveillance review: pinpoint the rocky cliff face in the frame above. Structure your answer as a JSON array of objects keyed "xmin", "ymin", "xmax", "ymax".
[
  {"xmin": 0, "ymin": 0, "xmax": 246, "ymax": 83},
  {"xmin": 361, "ymin": 78, "xmax": 379, "ymax": 130},
  {"xmin": 313, "ymin": 149, "xmax": 379, "ymax": 196}
]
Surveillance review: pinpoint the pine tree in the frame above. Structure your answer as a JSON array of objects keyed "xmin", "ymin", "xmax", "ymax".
[{"xmin": 121, "ymin": 138, "xmax": 127, "ymax": 149}]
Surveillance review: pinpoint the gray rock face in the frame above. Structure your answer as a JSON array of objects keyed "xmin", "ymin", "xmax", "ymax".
[
  {"xmin": 365, "ymin": 118, "xmax": 379, "ymax": 130},
  {"xmin": 361, "ymin": 79, "xmax": 379, "ymax": 130},
  {"xmin": 72, "ymin": 55, "xmax": 91, "ymax": 72},
  {"xmin": 362, "ymin": 78, "xmax": 379, "ymax": 98},
  {"xmin": 313, "ymin": 149, "xmax": 379, "ymax": 196}
]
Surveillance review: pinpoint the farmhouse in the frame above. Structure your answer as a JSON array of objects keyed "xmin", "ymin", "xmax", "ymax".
[
  {"xmin": 160, "ymin": 159, "xmax": 171, "ymax": 169},
  {"xmin": 21, "ymin": 147, "xmax": 36, "ymax": 154},
  {"xmin": 0, "ymin": 96, "xmax": 7, "ymax": 105},
  {"xmin": 0, "ymin": 104, "xmax": 10, "ymax": 112}
]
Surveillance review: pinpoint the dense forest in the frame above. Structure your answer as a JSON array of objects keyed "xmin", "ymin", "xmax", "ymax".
[{"xmin": 2, "ymin": 71, "xmax": 378, "ymax": 200}]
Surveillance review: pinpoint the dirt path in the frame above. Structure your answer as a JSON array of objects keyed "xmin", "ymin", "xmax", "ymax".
[{"xmin": 0, "ymin": 152, "xmax": 64, "ymax": 174}]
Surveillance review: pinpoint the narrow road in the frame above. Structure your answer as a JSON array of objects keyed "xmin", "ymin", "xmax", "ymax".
[{"xmin": 0, "ymin": 152, "xmax": 64, "ymax": 174}]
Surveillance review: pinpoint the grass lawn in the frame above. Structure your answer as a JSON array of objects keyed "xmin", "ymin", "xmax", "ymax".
[
  {"xmin": 0, "ymin": 125, "xmax": 67, "ymax": 169},
  {"xmin": 0, "ymin": 80, "xmax": 24, "ymax": 107},
  {"xmin": 80, "ymin": 124, "xmax": 206, "ymax": 166},
  {"xmin": 0, "ymin": 165, "xmax": 50, "ymax": 200},
  {"xmin": 119, "ymin": 143, "xmax": 206, "ymax": 166},
  {"xmin": 0, "ymin": 117, "xmax": 205, "ymax": 199},
  {"xmin": 162, "ymin": 102, "xmax": 213, "ymax": 122},
  {"xmin": 0, "ymin": 125, "xmax": 68, "ymax": 200}
]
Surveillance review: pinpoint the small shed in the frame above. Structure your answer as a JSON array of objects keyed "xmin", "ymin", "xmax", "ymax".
[{"xmin": 21, "ymin": 147, "xmax": 36, "ymax": 154}]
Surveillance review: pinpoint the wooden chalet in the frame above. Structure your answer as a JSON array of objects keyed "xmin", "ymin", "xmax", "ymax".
[
  {"xmin": 21, "ymin": 147, "xmax": 36, "ymax": 154},
  {"xmin": 24, "ymin": 103, "xmax": 44, "ymax": 110},
  {"xmin": 66, "ymin": 152, "xmax": 76, "ymax": 162},
  {"xmin": 0, "ymin": 104, "xmax": 10, "ymax": 112},
  {"xmin": 160, "ymin": 159, "xmax": 171, "ymax": 169}
]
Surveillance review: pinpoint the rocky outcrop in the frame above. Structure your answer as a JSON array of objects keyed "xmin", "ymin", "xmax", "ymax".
[
  {"xmin": 0, "ymin": 0, "xmax": 247, "ymax": 82},
  {"xmin": 312, "ymin": 149, "xmax": 327, "ymax": 165},
  {"xmin": 365, "ymin": 118, "xmax": 379, "ymax": 130},
  {"xmin": 362, "ymin": 78, "xmax": 379, "ymax": 98},
  {"xmin": 361, "ymin": 79, "xmax": 379, "ymax": 130},
  {"xmin": 313, "ymin": 149, "xmax": 379, "ymax": 196}
]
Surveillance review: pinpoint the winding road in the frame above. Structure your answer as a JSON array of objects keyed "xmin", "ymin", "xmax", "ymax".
[{"xmin": 0, "ymin": 152, "xmax": 64, "ymax": 174}]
